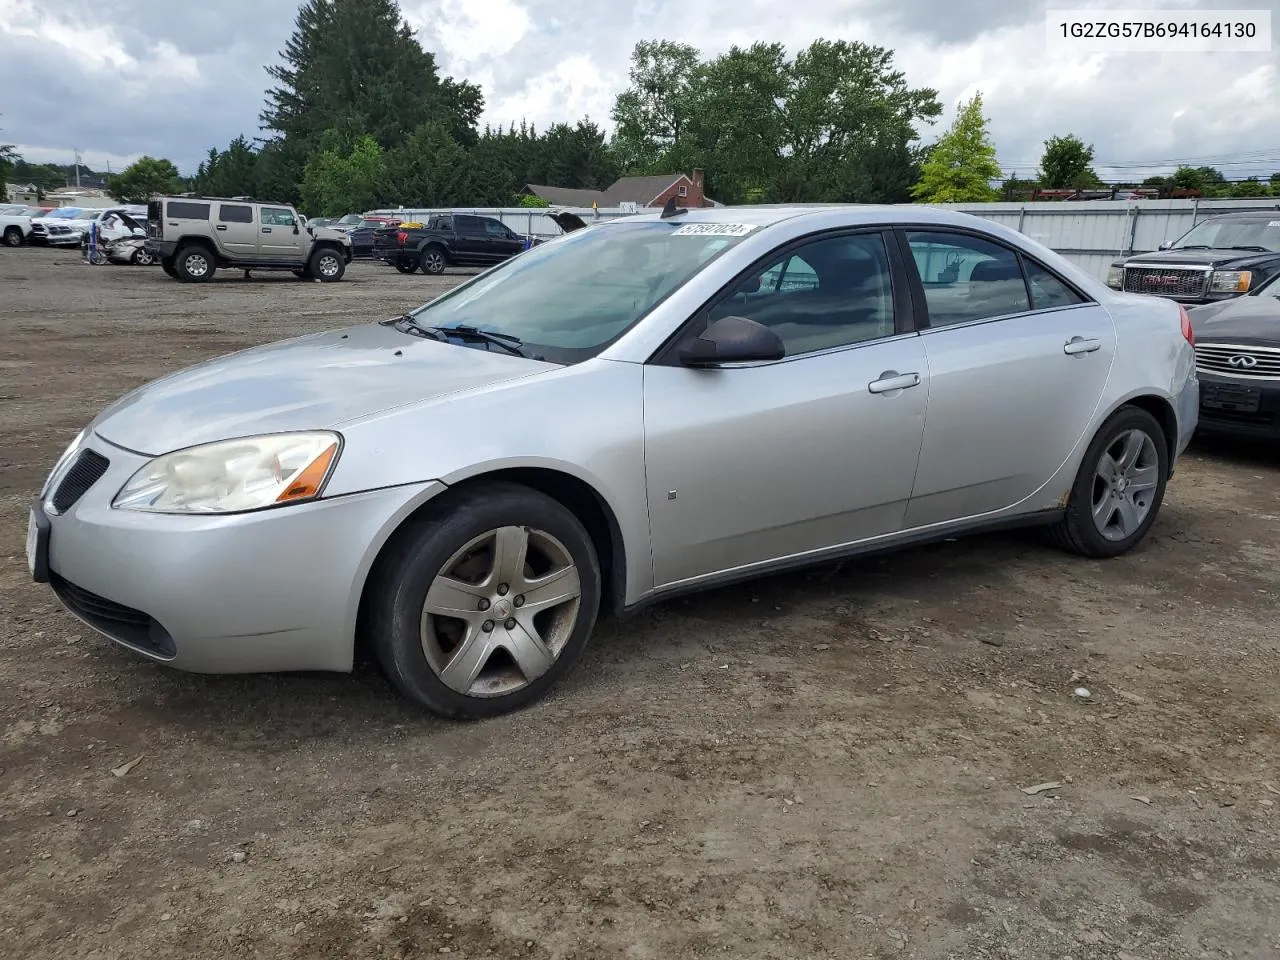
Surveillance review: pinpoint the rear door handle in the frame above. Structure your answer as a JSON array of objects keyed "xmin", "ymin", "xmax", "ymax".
[
  {"xmin": 216, "ymin": 225, "xmax": 227, "ymax": 231},
  {"xmin": 1064, "ymin": 336, "xmax": 1101, "ymax": 356},
  {"xmin": 261, "ymin": 227, "xmax": 272, "ymax": 234},
  {"xmin": 868, "ymin": 372, "xmax": 921, "ymax": 394}
]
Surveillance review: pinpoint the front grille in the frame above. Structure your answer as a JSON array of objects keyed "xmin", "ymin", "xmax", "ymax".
[
  {"xmin": 1123, "ymin": 265, "xmax": 1210, "ymax": 299},
  {"xmin": 51, "ymin": 449, "xmax": 110, "ymax": 513},
  {"xmin": 1195, "ymin": 343, "xmax": 1280, "ymax": 380},
  {"xmin": 50, "ymin": 574, "xmax": 176, "ymax": 658},
  {"xmin": 1200, "ymin": 408, "xmax": 1276, "ymax": 428}
]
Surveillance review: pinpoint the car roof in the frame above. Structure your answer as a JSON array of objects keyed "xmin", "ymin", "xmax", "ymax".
[{"xmin": 610, "ymin": 203, "xmax": 1005, "ymax": 230}]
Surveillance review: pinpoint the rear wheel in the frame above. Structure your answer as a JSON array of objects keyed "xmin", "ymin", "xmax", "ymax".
[
  {"xmin": 1048, "ymin": 405, "xmax": 1168, "ymax": 558},
  {"xmin": 394, "ymin": 259, "xmax": 417, "ymax": 274},
  {"xmin": 175, "ymin": 245, "xmax": 215, "ymax": 282},
  {"xmin": 367, "ymin": 481, "xmax": 602, "ymax": 719},
  {"xmin": 419, "ymin": 246, "xmax": 446, "ymax": 275},
  {"xmin": 2, "ymin": 226, "xmax": 22, "ymax": 247},
  {"xmin": 309, "ymin": 247, "xmax": 345, "ymax": 282}
]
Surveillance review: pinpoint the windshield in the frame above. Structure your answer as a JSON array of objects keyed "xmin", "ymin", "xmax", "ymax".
[
  {"xmin": 21, "ymin": 207, "xmax": 45, "ymax": 216},
  {"xmin": 1174, "ymin": 218, "xmax": 1280, "ymax": 252},
  {"xmin": 407, "ymin": 218, "xmax": 754, "ymax": 363},
  {"xmin": 359, "ymin": 218, "xmax": 390, "ymax": 229},
  {"xmin": 47, "ymin": 208, "xmax": 82, "ymax": 219}
]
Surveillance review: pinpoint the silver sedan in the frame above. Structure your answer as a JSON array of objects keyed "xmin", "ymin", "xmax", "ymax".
[{"xmin": 28, "ymin": 205, "xmax": 1199, "ymax": 718}]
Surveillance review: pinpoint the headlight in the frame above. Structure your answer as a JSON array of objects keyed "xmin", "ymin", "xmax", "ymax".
[
  {"xmin": 1106, "ymin": 265, "xmax": 1124, "ymax": 289},
  {"xmin": 1209, "ymin": 270, "xmax": 1251, "ymax": 293},
  {"xmin": 112, "ymin": 431, "xmax": 341, "ymax": 514},
  {"xmin": 42, "ymin": 428, "xmax": 86, "ymax": 495}
]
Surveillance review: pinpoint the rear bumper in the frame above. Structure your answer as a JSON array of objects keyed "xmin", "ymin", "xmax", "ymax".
[
  {"xmin": 1195, "ymin": 371, "xmax": 1280, "ymax": 440},
  {"xmin": 147, "ymin": 239, "xmax": 178, "ymax": 259}
]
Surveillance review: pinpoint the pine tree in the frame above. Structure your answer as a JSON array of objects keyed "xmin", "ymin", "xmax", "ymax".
[{"xmin": 910, "ymin": 92, "xmax": 1002, "ymax": 203}]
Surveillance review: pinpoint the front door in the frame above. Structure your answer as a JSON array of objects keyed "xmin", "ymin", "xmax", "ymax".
[
  {"xmin": 452, "ymin": 215, "xmax": 488, "ymax": 265},
  {"xmin": 643, "ymin": 230, "xmax": 929, "ymax": 588},
  {"xmin": 899, "ymin": 228, "xmax": 1117, "ymax": 528},
  {"xmin": 259, "ymin": 206, "xmax": 305, "ymax": 262},
  {"xmin": 215, "ymin": 202, "xmax": 258, "ymax": 257},
  {"xmin": 482, "ymin": 218, "xmax": 523, "ymax": 262}
]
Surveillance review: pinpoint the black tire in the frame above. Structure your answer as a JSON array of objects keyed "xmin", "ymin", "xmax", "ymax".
[
  {"xmin": 292, "ymin": 269, "xmax": 308, "ymax": 279},
  {"xmin": 419, "ymin": 245, "xmax": 447, "ymax": 275},
  {"xmin": 174, "ymin": 244, "xmax": 215, "ymax": 282},
  {"xmin": 367, "ymin": 481, "xmax": 602, "ymax": 719},
  {"xmin": 394, "ymin": 259, "xmax": 417, "ymax": 274},
  {"xmin": 2, "ymin": 226, "xmax": 22, "ymax": 247},
  {"xmin": 309, "ymin": 247, "xmax": 345, "ymax": 282},
  {"xmin": 1048, "ymin": 405, "xmax": 1169, "ymax": 558},
  {"xmin": 161, "ymin": 258, "xmax": 177, "ymax": 278}
]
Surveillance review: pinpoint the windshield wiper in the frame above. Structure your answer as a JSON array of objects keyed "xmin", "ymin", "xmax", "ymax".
[
  {"xmin": 1174, "ymin": 244, "xmax": 1211, "ymax": 250},
  {"xmin": 426, "ymin": 324, "xmax": 528, "ymax": 358},
  {"xmin": 384, "ymin": 313, "xmax": 448, "ymax": 342},
  {"xmin": 1225, "ymin": 245, "xmax": 1270, "ymax": 252}
]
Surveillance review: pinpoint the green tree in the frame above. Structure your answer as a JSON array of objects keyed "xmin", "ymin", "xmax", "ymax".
[
  {"xmin": 1037, "ymin": 134, "xmax": 1099, "ymax": 188},
  {"xmin": 261, "ymin": 0, "xmax": 483, "ymax": 154},
  {"xmin": 193, "ymin": 135, "xmax": 259, "ymax": 197},
  {"xmin": 610, "ymin": 40, "xmax": 702, "ymax": 171},
  {"xmin": 911, "ymin": 92, "xmax": 1002, "ymax": 203},
  {"xmin": 300, "ymin": 133, "xmax": 385, "ymax": 216},
  {"xmin": 516, "ymin": 193, "xmax": 548, "ymax": 207},
  {"xmin": 381, "ymin": 123, "xmax": 475, "ymax": 207},
  {"xmin": 1226, "ymin": 177, "xmax": 1269, "ymax": 198},
  {"xmin": 1171, "ymin": 165, "xmax": 1225, "ymax": 192},
  {"xmin": 107, "ymin": 156, "xmax": 183, "ymax": 203},
  {"xmin": 0, "ymin": 115, "xmax": 16, "ymax": 193}
]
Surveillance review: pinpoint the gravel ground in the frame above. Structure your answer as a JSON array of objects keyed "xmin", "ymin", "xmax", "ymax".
[{"xmin": 2, "ymin": 246, "xmax": 1279, "ymax": 960}]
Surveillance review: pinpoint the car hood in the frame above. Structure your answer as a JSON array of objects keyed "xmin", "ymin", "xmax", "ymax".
[
  {"xmin": 88, "ymin": 321, "xmax": 555, "ymax": 456},
  {"xmin": 1125, "ymin": 248, "xmax": 1277, "ymax": 270},
  {"xmin": 1190, "ymin": 295, "xmax": 1280, "ymax": 345},
  {"xmin": 311, "ymin": 226, "xmax": 352, "ymax": 244}
]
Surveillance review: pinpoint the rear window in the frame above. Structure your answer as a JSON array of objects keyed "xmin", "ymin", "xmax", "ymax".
[
  {"xmin": 147, "ymin": 201, "xmax": 162, "ymax": 221},
  {"xmin": 219, "ymin": 204, "xmax": 253, "ymax": 223},
  {"xmin": 167, "ymin": 201, "xmax": 210, "ymax": 220}
]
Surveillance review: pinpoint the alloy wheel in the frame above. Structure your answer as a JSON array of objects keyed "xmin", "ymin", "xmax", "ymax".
[
  {"xmin": 1091, "ymin": 427, "xmax": 1160, "ymax": 541},
  {"xmin": 419, "ymin": 526, "xmax": 582, "ymax": 698}
]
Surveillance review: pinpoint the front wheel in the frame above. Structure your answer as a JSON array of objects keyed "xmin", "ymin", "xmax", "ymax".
[
  {"xmin": 309, "ymin": 248, "xmax": 345, "ymax": 282},
  {"xmin": 132, "ymin": 246, "xmax": 155, "ymax": 266},
  {"xmin": 1048, "ymin": 405, "xmax": 1168, "ymax": 558},
  {"xmin": 367, "ymin": 481, "xmax": 602, "ymax": 719},
  {"xmin": 2, "ymin": 226, "xmax": 22, "ymax": 247}
]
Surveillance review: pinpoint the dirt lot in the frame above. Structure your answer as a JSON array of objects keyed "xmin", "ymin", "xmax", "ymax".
[{"xmin": 2, "ymin": 246, "xmax": 1279, "ymax": 960}]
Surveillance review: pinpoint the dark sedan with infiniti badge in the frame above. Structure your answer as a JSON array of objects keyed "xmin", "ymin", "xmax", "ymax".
[
  {"xmin": 1106, "ymin": 212, "xmax": 1280, "ymax": 305},
  {"xmin": 1188, "ymin": 271, "xmax": 1280, "ymax": 439}
]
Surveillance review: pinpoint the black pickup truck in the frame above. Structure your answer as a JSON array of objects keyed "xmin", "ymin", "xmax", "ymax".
[
  {"xmin": 1105, "ymin": 211, "xmax": 1280, "ymax": 305},
  {"xmin": 373, "ymin": 213, "xmax": 527, "ymax": 274}
]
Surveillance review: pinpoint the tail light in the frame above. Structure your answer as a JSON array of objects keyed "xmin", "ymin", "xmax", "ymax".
[
  {"xmin": 396, "ymin": 231, "xmax": 408, "ymax": 245},
  {"xmin": 1179, "ymin": 305, "xmax": 1194, "ymax": 346}
]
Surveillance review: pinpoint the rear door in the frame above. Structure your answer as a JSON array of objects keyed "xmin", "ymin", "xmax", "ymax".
[
  {"xmin": 258, "ymin": 206, "xmax": 305, "ymax": 262},
  {"xmin": 216, "ymin": 203, "xmax": 258, "ymax": 257},
  {"xmin": 897, "ymin": 228, "xmax": 1116, "ymax": 528}
]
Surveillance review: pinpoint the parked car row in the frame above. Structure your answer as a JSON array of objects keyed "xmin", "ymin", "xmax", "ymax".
[{"xmin": 0, "ymin": 202, "xmax": 151, "ymax": 252}]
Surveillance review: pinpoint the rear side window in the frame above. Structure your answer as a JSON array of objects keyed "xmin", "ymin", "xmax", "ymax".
[
  {"xmin": 166, "ymin": 201, "xmax": 210, "ymax": 220},
  {"xmin": 456, "ymin": 216, "xmax": 484, "ymax": 236},
  {"xmin": 906, "ymin": 231, "xmax": 1031, "ymax": 326},
  {"xmin": 1023, "ymin": 259, "xmax": 1086, "ymax": 309},
  {"xmin": 219, "ymin": 204, "xmax": 253, "ymax": 224}
]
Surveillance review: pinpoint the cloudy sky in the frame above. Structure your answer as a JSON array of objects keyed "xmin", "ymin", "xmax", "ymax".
[{"xmin": 1, "ymin": 0, "xmax": 1276, "ymax": 182}]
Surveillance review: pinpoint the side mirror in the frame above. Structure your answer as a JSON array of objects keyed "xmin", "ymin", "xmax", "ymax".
[
  {"xmin": 679, "ymin": 315, "xmax": 785, "ymax": 368},
  {"xmin": 1158, "ymin": 241, "xmax": 1174, "ymax": 250}
]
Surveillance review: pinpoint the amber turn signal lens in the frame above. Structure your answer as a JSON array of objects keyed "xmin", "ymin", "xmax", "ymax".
[{"xmin": 276, "ymin": 442, "xmax": 338, "ymax": 502}]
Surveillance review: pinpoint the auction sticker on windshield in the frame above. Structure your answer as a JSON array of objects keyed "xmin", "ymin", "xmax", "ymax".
[{"xmin": 671, "ymin": 222, "xmax": 757, "ymax": 237}]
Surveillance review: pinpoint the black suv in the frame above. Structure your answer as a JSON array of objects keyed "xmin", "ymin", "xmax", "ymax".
[{"xmin": 1106, "ymin": 212, "xmax": 1280, "ymax": 305}]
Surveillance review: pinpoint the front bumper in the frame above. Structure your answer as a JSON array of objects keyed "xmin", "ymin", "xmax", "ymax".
[
  {"xmin": 1194, "ymin": 371, "xmax": 1280, "ymax": 440},
  {"xmin": 34, "ymin": 434, "xmax": 445, "ymax": 674}
]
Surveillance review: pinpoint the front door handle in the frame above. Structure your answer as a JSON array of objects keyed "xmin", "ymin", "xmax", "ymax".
[
  {"xmin": 868, "ymin": 371, "xmax": 921, "ymax": 394},
  {"xmin": 1064, "ymin": 336, "xmax": 1101, "ymax": 356},
  {"xmin": 261, "ymin": 227, "xmax": 272, "ymax": 234},
  {"xmin": 216, "ymin": 224, "xmax": 227, "ymax": 231}
]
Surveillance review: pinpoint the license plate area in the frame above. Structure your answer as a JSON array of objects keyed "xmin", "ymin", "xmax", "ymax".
[{"xmin": 1202, "ymin": 382, "xmax": 1261, "ymax": 413}]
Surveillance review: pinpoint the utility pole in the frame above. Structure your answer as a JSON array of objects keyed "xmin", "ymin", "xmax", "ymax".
[{"xmin": 73, "ymin": 148, "xmax": 82, "ymax": 188}]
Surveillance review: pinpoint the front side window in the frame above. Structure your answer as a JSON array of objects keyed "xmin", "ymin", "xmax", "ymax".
[
  {"xmin": 703, "ymin": 232, "xmax": 897, "ymax": 356},
  {"xmin": 907, "ymin": 231, "xmax": 1030, "ymax": 326},
  {"xmin": 261, "ymin": 207, "xmax": 296, "ymax": 226},
  {"xmin": 483, "ymin": 219, "xmax": 509, "ymax": 237},
  {"xmin": 407, "ymin": 219, "xmax": 755, "ymax": 364}
]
